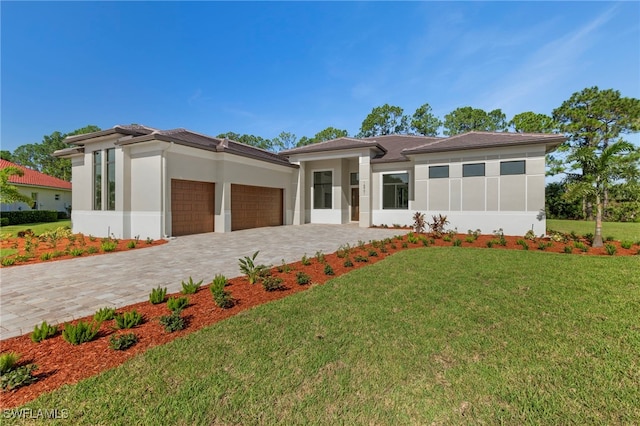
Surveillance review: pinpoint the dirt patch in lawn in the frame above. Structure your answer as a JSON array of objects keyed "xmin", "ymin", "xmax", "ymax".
[{"xmin": 0, "ymin": 232, "xmax": 637, "ymax": 408}]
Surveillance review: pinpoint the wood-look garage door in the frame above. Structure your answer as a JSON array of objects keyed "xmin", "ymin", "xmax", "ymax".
[
  {"xmin": 171, "ymin": 179, "xmax": 215, "ymax": 236},
  {"xmin": 231, "ymin": 184, "xmax": 283, "ymax": 231}
]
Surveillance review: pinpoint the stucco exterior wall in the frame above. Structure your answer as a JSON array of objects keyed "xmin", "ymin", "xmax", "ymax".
[
  {"xmin": 304, "ymin": 158, "xmax": 345, "ymax": 224},
  {"xmin": 1, "ymin": 186, "xmax": 71, "ymax": 213}
]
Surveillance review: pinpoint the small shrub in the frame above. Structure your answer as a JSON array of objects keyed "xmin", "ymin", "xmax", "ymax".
[
  {"xmin": 181, "ymin": 277, "xmax": 203, "ymax": 294},
  {"xmin": 453, "ymin": 238, "xmax": 462, "ymax": 247},
  {"xmin": 605, "ymin": 236, "xmax": 614, "ymax": 242},
  {"xmin": 368, "ymin": 249, "xmax": 378, "ymax": 257},
  {"xmin": 167, "ymin": 297, "xmax": 189, "ymax": 313},
  {"xmin": 94, "ymin": 307, "xmax": 116, "ymax": 322},
  {"xmin": 0, "ymin": 352, "xmax": 19, "ymax": 374},
  {"xmin": 401, "ymin": 241, "xmax": 409, "ymax": 248},
  {"xmin": 1, "ymin": 257, "xmax": 16, "ymax": 266},
  {"xmin": 370, "ymin": 240, "xmax": 380, "ymax": 249},
  {"xmin": 127, "ymin": 241, "xmax": 136, "ymax": 249},
  {"xmin": 238, "ymin": 251, "xmax": 268, "ymax": 285},
  {"xmin": 336, "ymin": 244, "xmax": 352, "ymax": 258},
  {"xmin": 100, "ymin": 240, "xmax": 117, "ymax": 252},
  {"xmin": 210, "ymin": 275, "xmax": 233, "ymax": 308},
  {"xmin": 62, "ymin": 320, "xmax": 100, "ymax": 345},
  {"xmin": 620, "ymin": 241, "xmax": 633, "ymax": 249},
  {"xmin": 573, "ymin": 241, "xmax": 588, "ymax": 252},
  {"xmin": 428, "ymin": 214, "xmax": 449, "ymax": 238},
  {"xmin": 0, "ymin": 361, "xmax": 38, "ymax": 391},
  {"xmin": 354, "ymin": 255, "xmax": 368, "ymax": 263},
  {"xmin": 145, "ymin": 237, "xmax": 154, "ymax": 244},
  {"xmin": 493, "ymin": 229, "xmax": 507, "ymax": 246},
  {"xmin": 301, "ymin": 254, "xmax": 311, "ymax": 266},
  {"xmin": 380, "ymin": 245, "xmax": 388, "ymax": 253},
  {"xmin": 486, "ymin": 240, "xmax": 495, "ymax": 248},
  {"xmin": 87, "ymin": 246, "xmax": 99, "ymax": 254},
  {"xmin": 51, "ymin": 250, "xmax": 65, "ymax": 258},
  {"xmin": 406, "ymin": 232, "xmax": 418, "ymax": 244},
  {"xmin": 89, "ymin": 235, "xmax": 97, "ymax": 242},
  {"xmin": 537, "ymin": 242, "xmax": 549, "ymax": 251},
  {"xmin": 442, "ymin": 236, "xmax": 452, "ymax": 242},
  {"xmin": 149, "ymin": 286, "xmax": 167, "ymax": 304},
  {"xmin": 31, "ymin": 321, "xmax": 58, "ymax": 343},
  {"xmin": 358, "ymin": 239, "xmax": 366, "ymax": 248},
  {"xmin": 114, "ymin": 310, "xmax": 144, "ymax": 329},
  {"xmin": 159, "ymin": 312, "xmax": 185, "ymax": 333},
  {"xmin": 343, "ymin": 258, "xmax": 354, "ymax": 267},
  {"xmin": 324, "ymin": 264, "xmax": 335, "ymax": 276},
  {"xmin": 109, "ymin": 333, "xmax": 138, "ymax": 350},
  {"xmin": 315, "ymin": 251, "xmax": 325, "ymax": 263},
  {"xmin": 69, "ymin": 247, "xmax": 85, "ymax": 257},
  {"xmin": 464, "ymin": 236, "xmax": 475, "ymax": 243},
  {"xmin": 583, "ymin": 233, "xmax": 594, "ymax": 245},
  {"xmin": 262, "ymin": 276, "xmax": 285, "ymax": 291},
  {"xmin": 276, "ymin": 259, "xmax": 292, "ymax": 273},
  {"xmin": 413, "ymin": 212, "xmax": 426, "ymax": 233},
  {"xmin": 390, "ymin": 243, "xmax": 397, "ymax": 250},
  {"xmin": 516, "ymin": 239, "xmax": 529, "ymax": 250},
  {"xmin": 39, "ymin": 252, "xmax": 53, "ymax": 261},
  {"xmin": 524, "ymin": 229, "xmax": 536, "ymax": 241},
  {"xmin": 296, "ymin": 271, "xmax": 311, "ymax": 285},
  {"xmin": 605, "ymin": 244, "xmax": 617, "ymax": 256}
]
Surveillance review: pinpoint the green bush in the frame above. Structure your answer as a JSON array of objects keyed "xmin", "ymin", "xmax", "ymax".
[
  {"xmin": 605, "ymin": 244, "xmax": 617, "ymax": 256},
  {"xmin": 238, "ymin": 251, "xmax": 268, "ymax": 285},
  {"xmin": 210, "ymin": 275, "xmax": 234, "ymax": 309},
  {"xmin": 69, "ymin": 248, "xmax": 85, "ymax": 257},
  {"xmin": 573, "ymin": 241, "xmax": 588, "ymax": 252},
  {"xmin": 31, "ymin": 321, "xmax": 58, "ymax": 343},
  {"xmin": 453, "ymin": 238, "xmax": 462, "ymax": 247},
  {"xmin": 262, "ymin": 276, "xmax": 285, "ymax": 291},
  {"xmin": 516, "ymin": 239, "xmax": 529, "ymax": 250},
  {"xmin": 109, "ymin": 333, "xmax": 138, "ymax": 350},
  {"xmin": 620, "ymin": 241, "xmax": 633, "ymax": 249},
  {"xmin": 564, "ymin": 245, "xmax": 573, "ymax": 254},
  {"xmin": 114, "ymin": 310, "xmax": 144, "ymax": 329},
  {"xmin": 159, "ymin": 312, "xmax": 185, "ymax": 333},
  {"xmin": 94, "ymin": 307, "xmax": 116, "ymax": 322},
  {"xmin": 0, "ymin": 352, "xmax": 19, "ymax": 374},
  {"xmin": 0, "ymin": 217, "xmax": 8, "ymax": 226},
  {"xmin": 87, "ymin": 246, "xmax": 98, "ymax": 254},
  {"xmin": 127, "ymin": 241, "xmax": 136, "ymax": 249},
  {"xmin": 149, "ymin": 286, "xmax": 167, "ymax": 304},
  {"xmin": 0, "ymin": 362, "xmax": 38, "ymax": 391},
  {"xmin": 167, "ymin": 297, "xmax": 189, "ymax": 313},
  {"xmin": 301, "ymin": 254, "xmax": 311, "ymax": 266},
  {"xmin": 368, "ymin": 249, "xmax": 378, "ymax": 257},
  {"xmin": 296, "ymin": 272, "xmax": 311, "ymax": 285},
  {"xmin": 354, "ymin": 255, "xmax": 368, "ymax": 263},
  {"xmin": 100, "ymin": 240, "xmax": 117, "ymax": 252},
  {"xmin": 62, "ymin": 321, "xmax": 100, "ymax": 345},
  {"xmin": 0, "ymin": 210, "xmax": 58, "ymax": 225},
  {"xmin": 39, "ymin": 252, "xmax": 53, "ymax": 261},
  {"xmin": 343, "ymin": 258, "xmax": 354, "ymax": 267},
  {"xmin": 324, "ymin": 264, "xmax": 335, "ymax": 276},
  {"xmin": 315, "ymin": 251, "xmax": 325, "ymax": 263},
  {"xmin": 276, "ymin": 259, "xmax": 292, "ymax": 273},
  {"xmin": 181, "ymin": 277, "xmax": 203, "ymax": 294},
  {"xmin": 1, "ymin": 257, "xmax": 16, "ymax": 266},
  {"xmin": 407, "ymin": 232, "xmax": 419, "ymax": 244}
]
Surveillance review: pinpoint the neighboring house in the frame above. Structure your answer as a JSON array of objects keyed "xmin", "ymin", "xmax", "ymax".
[
  {"xmin": 54, "ymin": 125, "xmax": 564, "ymax": 240},
  {"xmin": 0, "ymin": 159, "xmax": 72, "ymax": 214}
]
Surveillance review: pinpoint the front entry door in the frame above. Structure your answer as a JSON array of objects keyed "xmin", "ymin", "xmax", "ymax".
[{"xmin": 351, "ymin": 188, "xmax": 360, "ymax": 221}]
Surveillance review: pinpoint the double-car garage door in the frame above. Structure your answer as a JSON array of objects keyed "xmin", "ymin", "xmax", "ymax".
[{"xmin": 171, "ymin": 180, "xmax": 283, "ymax": 236}]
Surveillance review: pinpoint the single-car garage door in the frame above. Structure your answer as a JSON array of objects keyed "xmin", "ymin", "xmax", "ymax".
[
  {"xmin": 231, "ymin": 184, "xmax": 283, "ymax": 231},
  {"xmin": 171, "ymin": 179, "xmax": 215, "ymax": 236}
]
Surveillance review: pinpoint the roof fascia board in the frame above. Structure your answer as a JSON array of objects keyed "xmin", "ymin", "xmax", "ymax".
[{"xmin": 287, "ymin": 147, "xmax": 377, "ymax": 163}]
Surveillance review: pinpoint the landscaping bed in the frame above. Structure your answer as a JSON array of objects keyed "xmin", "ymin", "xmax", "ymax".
[
  {"xmin": 0, "ymin": 228, "xmax": 166, "ymax": 267},
  {"xmin": 0, "ymin": 231, "xmax": 638, "ymax": 408}
]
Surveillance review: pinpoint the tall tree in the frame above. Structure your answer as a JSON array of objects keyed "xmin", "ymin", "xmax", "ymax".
[
  {"xmin": 443, "ymin": 107, "xmax": 507, "ymax": 135},
  {"xmin": 217, "ymin": 132, "xmax": 274, "ymax": 151},
  {"xmin": 0, "ymin": 166, "xmax": 33, "ymax": 205},
  {"xmin": 358, "ymin": 104, "xmax": 409, "ymax": 137},
  {"xmin": 11, "ymin": 125, "xmax": 101, "ymax": 181},
  {"xmin": 509, "ymin": 112, "xmax": 557, "ymax": 133},
  {"xmin": 271, "ymin": 132, "xmax": 298, "ymax": 152},
  {"xmin": 0, "ymin": 151, "xmax": 13, "ymax": 161},
  {"xmin": 564, "ymin": 140, "xmax": 636, "ymax": 247},
  {"xmin": 294, "ymin": 127, "xmax": 349, "ymax": 148},
  {"xmin": 410, "ymin": 103, "xmax": 442, "ymax": 136},
  {"xmin": 552, "ymin": 87, "xmax": 640, "ymax": 219}
]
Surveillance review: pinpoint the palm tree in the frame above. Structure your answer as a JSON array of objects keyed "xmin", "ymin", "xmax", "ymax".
[{"xmin": 564, "ymin": 140, "xmax": 637, "ymax": 247}]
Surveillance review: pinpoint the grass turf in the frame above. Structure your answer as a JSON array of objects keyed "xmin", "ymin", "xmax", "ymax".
[
  {"xmin": 0, "ymin": 220, "xmax": 71, "ymax": 237},
  {"xmin": 7, "ymin": 248, "xmax": 640, "ymax": 424},
  {"xmin": 546, "ymin": 218, "xmax": 640, "ymax": 242}
]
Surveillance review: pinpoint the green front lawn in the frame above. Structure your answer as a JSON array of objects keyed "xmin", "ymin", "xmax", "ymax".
[
  {"xmin": 11, "ymin": 248, "xmax": 640, "ymax": 424},
  {"xmin": 0, "ymin": 220, "xmax": 71, "ymax": 237},
  {"xmin": 547, "ymin": 218, "xmax": 640, "ymax": 242}
]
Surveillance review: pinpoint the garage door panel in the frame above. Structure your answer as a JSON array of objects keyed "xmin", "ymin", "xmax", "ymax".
[
  {"xmin": 231, "ymin": 184, "xmax": 283, "ymax": 231},
  {"xmin": 171, "ymin": 179, "xmax": 214, "ymax": 236}
]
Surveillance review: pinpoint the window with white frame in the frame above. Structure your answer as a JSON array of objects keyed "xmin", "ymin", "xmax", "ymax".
[
  {"xmin": 313, "ymin": 171, "xmax": 332, "ymax": 209},
  {"xmin": 429, "ymin": 165, "xmax": 449, "ymax": 179},
  {"xmin": 93, "ymin": 151, "xmax": 102, "ymax": 210},
  {"xmin": 383, "ymin": 173, "xmax": 409, "ymax": 209},
  {"xmin": 106, "ymin": 148, "xmax": 116, "ymax": 210},
  {"xmin": 462, "ymin": 163, "xmax": 485, "ymax": 177}
]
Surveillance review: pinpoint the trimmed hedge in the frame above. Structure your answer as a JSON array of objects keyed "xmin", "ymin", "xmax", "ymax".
[
  {"xmin": 0, "ymin": 218, "xmax": 8, "ymax": 227},
  {"xmin": 0, "ymin": 210, "xmax": 59, "ymax": 225}
]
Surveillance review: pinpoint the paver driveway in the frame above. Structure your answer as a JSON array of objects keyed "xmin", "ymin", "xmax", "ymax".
[{"xmin": 0, "ymin": 224, "xmax": 407, "ymax": 340}]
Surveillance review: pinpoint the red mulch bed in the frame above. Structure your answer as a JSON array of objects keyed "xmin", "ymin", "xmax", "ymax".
[
  {"xmin": 0, "ymin": 233, "xmax": 637, "ymax": 408},
  {"xmin": 0, "ymin": 232, "xmax": 167, "ymax": 268}
]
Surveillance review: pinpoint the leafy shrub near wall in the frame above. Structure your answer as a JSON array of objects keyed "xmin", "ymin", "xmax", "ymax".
[
  {"xmin": 0, "ymin": 210, "xmax": 59, "ymax": 225},
  {"xmin": 0, "ymin": 218, "xmax": 8, "ymax": 226}
]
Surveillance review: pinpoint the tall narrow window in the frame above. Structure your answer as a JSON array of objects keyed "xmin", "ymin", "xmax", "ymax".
[
  {"xmin": 31, "ymin": 193, "xmax": 38, "ymax": 210},
  {"xmin": 106, "ymin": 149, "xmax": 116, "ymax": 210},
  {"xmin": 383, "ymin": 173, "xmax": 409, "ymax": 209},
  {"xmin": 93, "ymin": 151, "xmax": 102, "ymax": 210},
  {"xmin": 313, "ymin": 171, "xmax": 332, "ymax": 209}
]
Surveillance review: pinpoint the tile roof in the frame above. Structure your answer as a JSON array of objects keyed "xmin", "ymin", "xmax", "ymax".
[
  {"xmin": 362, "ymin": 134, "xmax": 443, "ymax": 163},
  {"xmin": 281, "ymin": 137, "xmax": 385, "ymax": 156},
  {"xmin": 403, "ymin": 131, "xmax": 565, "ymax": 154},
  {"xmin": 115, "ymin": 128, "xmax": 295, "ymax": 168},
  {"xmin": 65, "ymin": 124, "xmax": 157, "ymax": 145},
  {"xmin": 0, "ymin": 159, "xmax": 72, "ymax": 190}
]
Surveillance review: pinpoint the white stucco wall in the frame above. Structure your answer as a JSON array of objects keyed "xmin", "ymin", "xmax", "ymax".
[{"xmin": 1, "ymin": 186, "xmax": 71, "ymax": 213}]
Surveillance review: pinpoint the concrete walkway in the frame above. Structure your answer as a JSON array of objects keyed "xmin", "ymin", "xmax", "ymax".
[{"xmin": 0, "ymin": 224, "xmax": 406, "ymax": 340}]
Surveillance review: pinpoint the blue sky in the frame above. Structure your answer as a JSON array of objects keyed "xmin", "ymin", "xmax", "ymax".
[{"xmin": 2, "ymin": 1, "xmax": 639, "ymax": 152}]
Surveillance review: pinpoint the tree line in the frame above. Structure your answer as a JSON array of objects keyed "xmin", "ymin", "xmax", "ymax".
[{"xmin": 2, "ymin": 86, "xmax": 638, "ymax": 242}]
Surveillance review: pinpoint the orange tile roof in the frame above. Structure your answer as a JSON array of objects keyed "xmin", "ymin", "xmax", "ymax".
[{"xmin": 0, "ymin": 159, "xmax": 72, "ymax": 190}]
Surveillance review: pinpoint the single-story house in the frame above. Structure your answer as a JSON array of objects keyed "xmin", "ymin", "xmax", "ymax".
[
  {"xmin": 0, "ymin": 159, "xmax": 72, "ymax": 214},
  {"xmin": 54, "ymin": 125, "xmax": 564, "ymax": 239}
]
